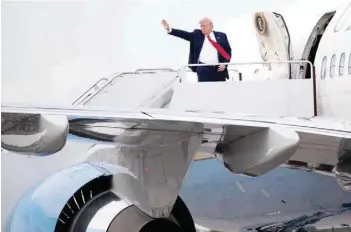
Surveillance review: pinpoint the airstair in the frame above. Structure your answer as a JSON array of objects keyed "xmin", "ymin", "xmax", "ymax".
[{"xmin": 72, "ymin": 60, "xmax": 317, "ymax": 118}]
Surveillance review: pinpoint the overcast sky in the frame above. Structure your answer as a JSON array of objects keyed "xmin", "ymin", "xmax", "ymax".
[{"xmin": 2, "ymin": 0, "xmax": 292, "ymax": 105}]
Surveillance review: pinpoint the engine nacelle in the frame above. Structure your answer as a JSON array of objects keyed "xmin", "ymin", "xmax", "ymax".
[
  {"xmin": 334, "ymin": 138, "xmax": 351, "ymax": 192},
  {"xmin": 1, "ymin": 113, "xmax": 68, "ymax": 155},
  {"xmin": 4, "ymin": 162, "xmax": 196, "ymax": 232}
]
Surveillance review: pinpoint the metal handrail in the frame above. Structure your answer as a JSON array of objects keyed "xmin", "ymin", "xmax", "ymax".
[
  {"xmin": 72, "ymin": 78, "xmax": 109, "ymax": 105},
  {"xmin": 181, "ymin": 67, "xmax": 243, "ymax": 81},
  {"xmin": 182, "ymin": 67, "xmax": 241, "ymax": 73},
  {"xmin": 179, "ymin": 60, "xmax": 313, "ymax": 82},
  {"xmin": 78, "ymin": 69, "xmax": 179, "ymax": 106},
  {"xmin": 180, "ymin": 60, "xmax": 313, "ymax": 79},
  {"xmin": 135, "ymin": 68, "xmax": 175, "ymax": 73},
  {"xmin": 81, "ymin": 72, "xmax": 127, "ymax": 106}
]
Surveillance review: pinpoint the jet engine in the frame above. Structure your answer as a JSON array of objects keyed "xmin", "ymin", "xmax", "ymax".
[
  {"xmin": 334, "ymin": 138, "xmax": 351, "ymax": 192},
  {"xmin": 4, "ymin": 162, "xmax": 196, "ymax": 232}
]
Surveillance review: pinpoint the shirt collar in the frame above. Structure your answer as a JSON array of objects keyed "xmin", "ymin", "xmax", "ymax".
[{"xmin": 207, "ymin": 31, "xmax": 215, "ymax": 39}]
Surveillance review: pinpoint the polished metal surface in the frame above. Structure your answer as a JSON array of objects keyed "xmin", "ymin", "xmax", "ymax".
[
  {"xmin": 75, "ymin": 118, "xmax": 204, "ymax": 218},
  {"xmin": 85, "ymin": 200, "xmax": 131, "ymax": 232},
  {"xmin": 215, "ymin": 125, "xmax": 299, "ymax": 176},
  {"xmin": 1, "ymin": 113, "xmax": 68, "ymax": 155}
]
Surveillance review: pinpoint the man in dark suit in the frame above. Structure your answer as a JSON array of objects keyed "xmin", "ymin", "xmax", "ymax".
[{"xmin": 162, "ymin": 17, "xmax": 232, "ymax": 82}]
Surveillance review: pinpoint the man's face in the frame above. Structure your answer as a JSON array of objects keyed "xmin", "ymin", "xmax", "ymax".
[{"xmin": 200, "ymin": 21, "xmax": 212, "ymax": 35}]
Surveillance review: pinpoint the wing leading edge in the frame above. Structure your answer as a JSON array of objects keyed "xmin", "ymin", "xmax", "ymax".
[{"xmin": 2, "ymin": 104, "xmax": 350, "ymax": 177}]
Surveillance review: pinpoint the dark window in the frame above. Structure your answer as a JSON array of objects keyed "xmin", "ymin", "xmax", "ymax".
[
  {"xmin": 330, "ymin": 54, "xmax": 336, "ymax": 77},
  {"xmin": 321, "ymin": 56, "xmax": 327, "ymax": 79},
  {"xmin": 339, "ymin": 52, "xmax": 345, "ymax": 75}
]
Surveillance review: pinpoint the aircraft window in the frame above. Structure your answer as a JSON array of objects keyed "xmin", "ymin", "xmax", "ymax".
[
  {"xmin": 349, "ymin": 53, "xmax": 351, "ymax": 74},
  {"xmin": 321, "ymin": 56, "xmax": 327, "ymax": 79},
  {"xmin": 339, "ymin": 52, "xmax": 345, "ymax": 75},
  {"xmin": 330, "ymin": 54, "xmax": 336, "ymax": 78}
]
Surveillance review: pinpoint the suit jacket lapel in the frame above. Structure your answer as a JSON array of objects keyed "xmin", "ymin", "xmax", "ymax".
[
  {"xmin": 213, "ymin": 31, "xmax": 221, "ymax": 44},
  {"xmin": 213, "ymin": 31, "xmax": 224, "ymax": 61}
]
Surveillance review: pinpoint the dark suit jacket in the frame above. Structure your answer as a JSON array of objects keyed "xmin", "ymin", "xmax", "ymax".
[{"xmin": 169, "ymin": 28, "xmax": 232, "ymax": 78}]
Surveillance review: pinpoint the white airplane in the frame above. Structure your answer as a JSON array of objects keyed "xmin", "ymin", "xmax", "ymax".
[{"xmin": 2, "ymin": 0, "xmax": 351, "ymax": 231}]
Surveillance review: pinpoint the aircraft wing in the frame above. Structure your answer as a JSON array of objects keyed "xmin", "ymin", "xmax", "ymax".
[{"xmin": 2, "ymin": 104, "xmax": 351, "ymax": 177}]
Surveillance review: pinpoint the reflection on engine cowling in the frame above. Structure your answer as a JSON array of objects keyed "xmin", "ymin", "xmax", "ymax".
[
  {"xmin": 1, "ymin": 113, "xmax": 69, "ymax": 155},
  {"xmin": 334, "ymin": 138, "xmax": 351, "ymax": 192}
]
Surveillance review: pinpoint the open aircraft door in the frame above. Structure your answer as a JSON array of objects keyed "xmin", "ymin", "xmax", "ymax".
[{"xmin": 253, "ymin": 12, "xmax": 292, "ymax": 79}]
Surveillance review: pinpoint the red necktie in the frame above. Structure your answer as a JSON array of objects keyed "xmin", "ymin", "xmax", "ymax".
[{"xmin": 207, "ymin": 35, "xmax": 230, "ymax": 61}]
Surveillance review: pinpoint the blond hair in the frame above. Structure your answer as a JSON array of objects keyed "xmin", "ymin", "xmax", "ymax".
[{"xmin": 199, "ymin": 17, "xmax": 213, "ymax": 26}]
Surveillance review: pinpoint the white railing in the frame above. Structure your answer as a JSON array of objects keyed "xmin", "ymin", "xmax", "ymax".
[
  {"xmin": 181, "ymin": 68, "xmax": 243, "ymax": 82},
  {"xmin": 72, "ymin": 78, "xmax": 109, "ymax": 105},
  {"xmin": 72, "ymin": 69, "xmax": 178, "ymax": 106},
  {"xmin": 179, "ymin": 60, "xmax": 314, "ymax": 82}
]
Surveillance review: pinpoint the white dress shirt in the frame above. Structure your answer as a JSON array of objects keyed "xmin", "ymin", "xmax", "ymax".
[{"xmin": 198, "ymin": 32, "xmax": 218, "ymax": 64}]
